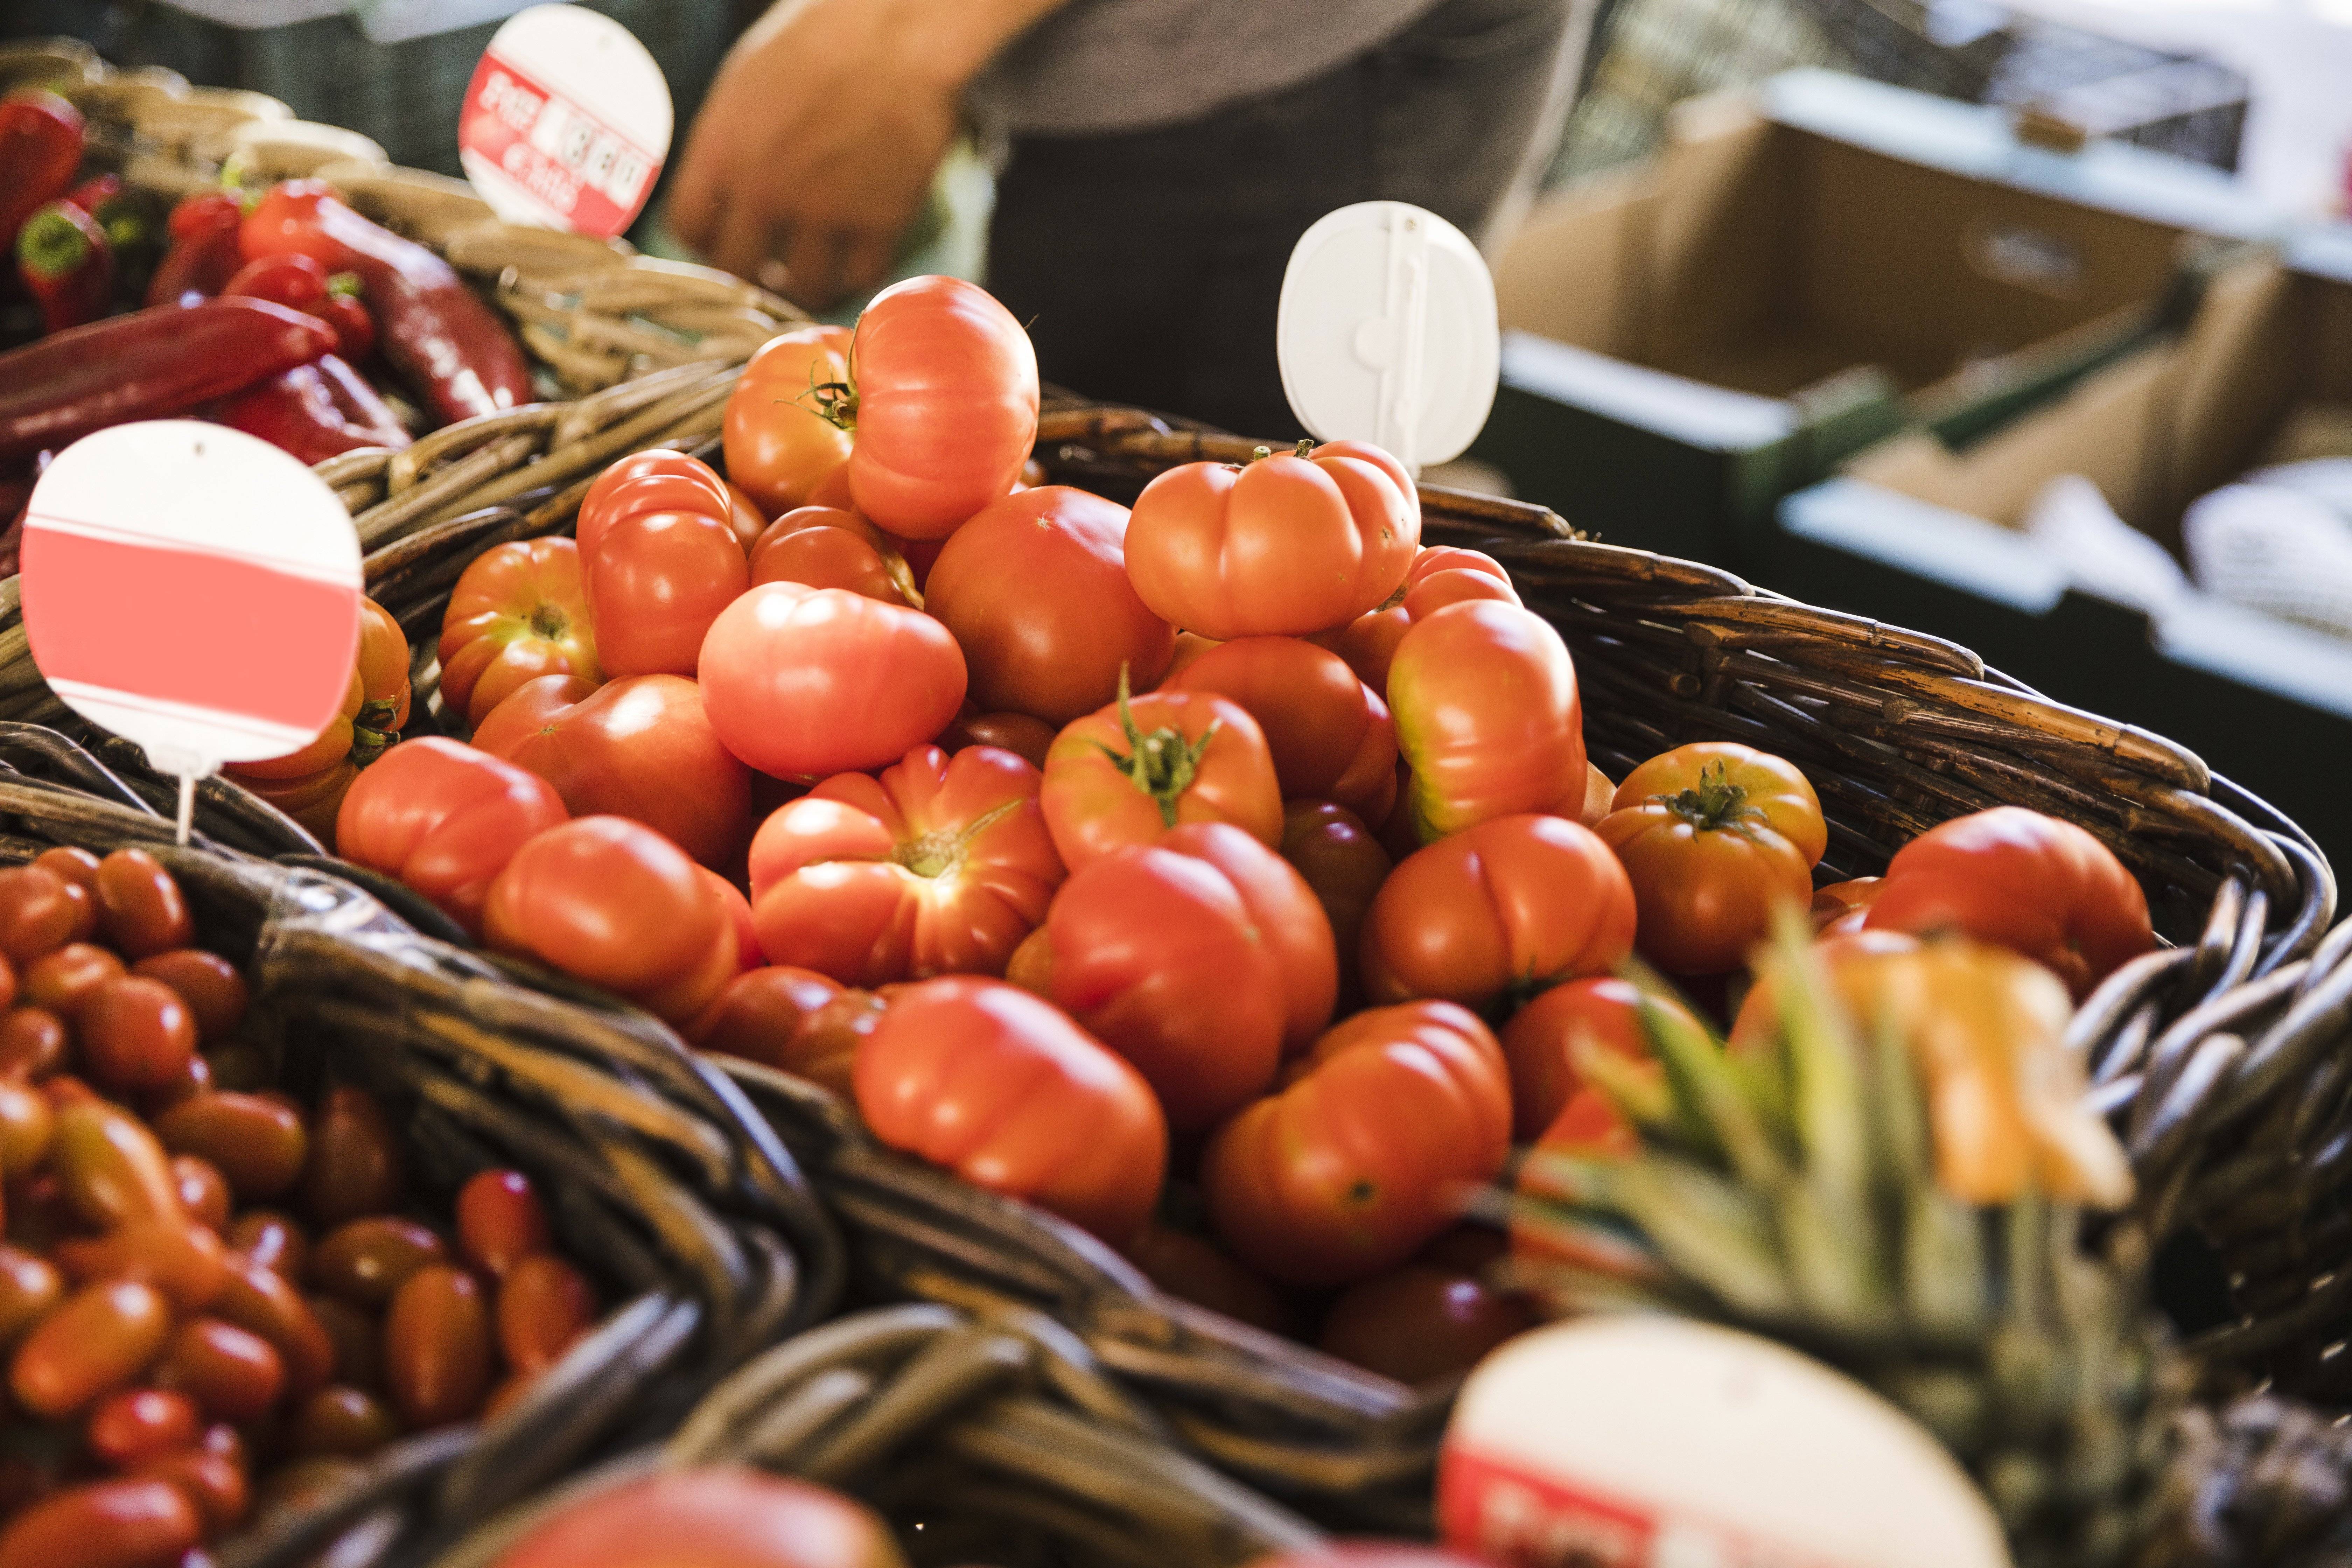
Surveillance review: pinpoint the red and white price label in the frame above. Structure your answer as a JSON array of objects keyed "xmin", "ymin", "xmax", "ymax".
[
  {"xmin": 22, "ymin": 422, "xmax": 363, "ymax": 786},
  {"xmin": 458, "ymin": 4, "xmax": 672, "ymax": 239}
]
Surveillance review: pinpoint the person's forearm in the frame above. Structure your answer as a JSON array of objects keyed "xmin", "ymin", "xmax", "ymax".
[{"xmin": 747, "ymin": 0, "xmax": 1072, "ymax": 92}]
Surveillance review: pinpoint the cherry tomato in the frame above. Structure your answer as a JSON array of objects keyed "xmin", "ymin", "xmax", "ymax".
[
  {"xmin": 747, "ymin": 505, "xmax": 916, "ymax": 607},
  {"xmin": 723, "ymin": 325, "xmax": 856, "ymax": 516},
  {"xmin": 1126, "ymin": 440, "xmax": 1420, "ymax": 639},
  {"xmin": 55, "ymin": 1219, "xmax": 227, "ymax": 1312},
  {"xmin": 1123, "ymin": 1224, "xmax": 1292, "ymax": 1337},
  {"xmin": 79, "ymin": 978, "xmax": 197, "ymax": 1097},
  {"xmin": 384, "ymin": 1264, "xmax": 492, "ymax": 1428},
  {"xmin": 0, "ymin": 1479, "xmax": 200, "ymax": 1568},
  {"xmin": 924, "ymin": 486, "xmax": 1176, "ymax": 724},
  {"xmin": 1201, "ymin": 1001, "xmax": 1512, "ymax": 1287},
  {"xmin": 334, "ymin": 736, "xmax": 570, "ymax": 936},
  {"xmin": 0, "ymin": 865, "xmax": 77, "ymax": 965},
  {"xmin": 747, "ymin": 743, "xmax": 1063, "ymax": 986},
  {"xmin": 34, "ymin": 846, "xmax": 101, "ymax": 894},
  {"xmin": 1861, "ymin": 806, "xmax": 2155, "ymax": 1000},
  {"xmin": 855, "ymin": 977, "xmax": 1164, "ymax": 1245},
  {"xmin": 208, "ymin": 1254, "xmax": 332, "ymax": 1402},
  {"xmin": 92, "ymin": 853, "xmax": 192, "ymax": 961},
  {"xmin": 1164, "ymin": 636, "xmax": 1396, "ymax": 822},
  {"xmin": 291, "ymin": 1385, "xmax": 399, "ymax": 1460},
  {"xmin": 171, "ymin": 1154, "xmax": 230, "ymax": 1231},
  {"xmin": 497, "ymin": 1253, "xmax": 595, "ymax": 1372},
  {"xmin": 225, "ymin": 1211, "xmax": 306, "ymax": 1281},
  {"xmin": 471, "ymin": 673, "xmax": 750, "ymax": 871},
  {"xmin": 53, "ymin": 1101, "xmax": 183, "ymax": 1231},
  {"xmin": 10, "ymin": 1280, "xmax": 172, "ymax": 1417},
  {"xmin": 127, "ymin": 952, "xmax": 245, "ymax": 1043},
  {"xmin": 1387, "ymin": 601, "xmax": 1585, "ymax": 844},
  {"xmin": 310, "ymin": 1217, "xmax": 447, "ymax": 1308},
  {"xmin": 306, "ymin": 1295, "xmax": 378, "ymax": 1392},
  {"xmin": 0, "ymin": 1080, "xmax": 53, "ymax": 1177},
  {"xmin": 1034, "ymin": 823, "xmax": 1336, "ymax": 1131},
  {"xmin": 844, "ymin": 275, "xmax": 1039, "ymax": 539},
  {"xmin": 1594, "ymin": 742, "xmax": 1827, "ymax": 976},
  {"xmin": 130, "ymin": 1447, "xmax": 247, "ymax": 1538},
  {"xmin": 155, "ymin": 1317, "xmax": 283, "ymax": 1422},
  {"xmin": 21, "ymin": 943, "xmax": 122, "ymax": 1019},
  {"xmin": 483, "ymin": 816, "xmax": 733, "ymax": 1025},
  {"xmin": 1038, "ymin": 683, "xmax": 1282, "ymax": 872},
  {"xmin": 1318, "ymin": 1264, "xmax": 1533, "ymax": 1384},
  {"xmin": 1362, "ymin": 815, "xmax": 1636, "ymax": 1011},
  {"xmin": 1499, "ymin": 977, "xmax": 1701, "ymax": 1142},
  {"xmin": 489, "ymin": 1470, "xmax": 903, "ymax": 1568},
  {"xmin": 456, "ymin": 1169, "xmax": 550, "ymax": 1277},
  {"xmin": 1279, "ymin": 800, "xmax": 1392, "ymax": 1007},
  {"xmin": 436, "ymin": 538, "xmax": 603, "ymax": 725},
  {"xmin": 688, "ymin": 969, "xmax": 880, "ymax": 1099},
  {"xmin": 86, "ymin": 1388, "xmax": 201, "ymax": 1468},
  {"xmin": 301, "ymin": 1086, "xmax": 405, "ymax": 1226},
  {"xmin": 0, "ymin": 1246, "xmax": 62, "ymax": 1345},
  {"xmin": 698, "ymin": 582, "xmax": 968, "ymax": 780},
  {"xmin": 0, "ymin": 1008, "xmax": 64, "ymax": 1080},
  {"xmin": 154, "ymin": 1094, "xmax": 307, "ymax": 1203}
]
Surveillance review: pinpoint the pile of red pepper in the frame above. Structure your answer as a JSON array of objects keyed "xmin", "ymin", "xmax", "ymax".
[{"xmin": 2, "ymin": 86, "xmax": 535, "ymax": 560}]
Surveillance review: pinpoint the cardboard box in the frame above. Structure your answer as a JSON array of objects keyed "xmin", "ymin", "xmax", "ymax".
[
  {"xmin": 1473, "ymin": 69, "xmax": 2277, "ymax": 564},
  {"xmin": 1773, "ymin": 234, "xmax": 2352, "ymax": 875}
]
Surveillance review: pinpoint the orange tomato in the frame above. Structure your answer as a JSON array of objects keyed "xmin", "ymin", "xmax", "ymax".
[
  {"xmin": 723, "ymin": 325, "xmax": 856, "ymax": 516},
  {"xmin": 1387, "ymin": 600, "xmax": 1584, "ymax": 845},
  {"xmin": 436, "ymin": 538, "xmax": 602, "ymax": 726},
  {"xmin": 1038, "ymin": 683, "xmax": 1282, "ymax": 872},
  {"xmin": 1163, "ymin": 637, "xmax": 1397, "ymax": 824},
  {"xmin": 747, "ymin": 505, "xmax": 916, "ymax": 607},
  {"xmin": 1498, "ymin": 977, "xmax": 1699, "ymax": 1141}
]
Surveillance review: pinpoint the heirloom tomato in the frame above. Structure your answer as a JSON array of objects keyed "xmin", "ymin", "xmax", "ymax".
[
  {"xmin": 1499, "ymin": 976, "xmax": 1699, "ymax": 1141},
  {"xmin": 436, "ymin": 538, "xmax": 601, "ymax": 725},
  {"xmin": 924, "ymin": 486, "xmax": 1174, "ymax": 724},
  {"xmin": 1594, "ymin": 742, "xmax": 1827, "ymax": 976},
  {"xmin": 1862, "ymin": 806, "xmax": 2154, "ymax": 1000},
  {"xmin": 1125, "ymin": 440, "xmax": 1419, "ymax": 639},
  {"xmin": 335, "ymin": 738, "xmax": 568, "ymax": 934},
  {"xmin": 706, "ymin": 870, "xmax": 760, "ymax": 971},
  {"xmin": 1314, "ymin": 546, "xmax": 1518, "ymax": 692},
  {"xmin": 746, "ymin": 743, "xmax": 1063, "ymax": 986},
  {"xmin": 698, "ymin": 583, "xmax": 967, "ymax": 780},
  {"xmin": 1387, "ymin": 600, "xmax": 1584, "ymax": 844},
  {"xmin": 576, "ymin": 450, "xmax": 730, "ymax": 577},
  {"xmin": 747, "ymin": 505, "xmax": 916, "ymax": 607},
  {"xmin": 587, "ymin": 497, "xmax": 749, "ymax": 681},
  {"xmin": 1034, "ymin": 823, "xmax": 1336, "ymax": 1131},
  {"xmin": 1812, "ymin": 876, "xmax": 1884, "ymax": 934},
  {"xmin": 1038, "ymin": 681, "xmax": 1281, "ymax": 871},
  {"xmin": 472, "ymin": 673, "xmax": 750, "ymax": 871},
  {"xmin": 1362, "ymin": 814, "xmax": 1636, "ymax": 1010},
  {"xmin": 722, "ymin": 324, "xmax": 856, "ymax": 516},
  {"xmin": 689, "ymin": 967, "xmax": 884, "ymax": 1099},
  {"xmin": 854, "ymin": 978, "xmax": 1164, "ymax": 1245},
  {"xmin": 1201, "ymin": 1001, "xmax": 1510, "ymax": 1287},
  {"xmin": 1319, "ymin": 1262, "xmax": 1533, "ymax": 1385},
  {"xmin": 1164, "ymin": 637, "xmax": 1396, "ymax": 823},
  {"xmin": 938, "ymin": 709, "xmax": 1055, "ymax": 770},
  {"xmin": 483, "ymin": 816, "xmax": 733, "ymax": 1024},
  {"xmin": 1279, "ymin": 801, "xmax": 1391, "ymax": 1007},
  {"xmin": 722, "ymin": 481, "xmax": 768, "ymax": 550},
  {"xmin": 1124, "ymin": 1224, "xmax": 1292, "ymax": 1336},
  {"xmin": 225, "ymin": 596, "xmax": 409, "ymax": 842},
  {"xmin": 842, "ymin": 275, "xmax": 1039, "ymax": 539},
  {"xmin": 489, "ymin": 1468, "xmax": 906, "ymax": 1568}
]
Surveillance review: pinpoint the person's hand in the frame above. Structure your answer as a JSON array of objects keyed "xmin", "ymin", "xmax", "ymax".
[{"xmin": 671, "ymin": 0, "xmax": 1058, "ymax": 308}]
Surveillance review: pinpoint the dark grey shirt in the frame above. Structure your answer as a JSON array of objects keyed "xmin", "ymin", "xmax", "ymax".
[{"xmin": 966, "ymin": 0, "xmax": 1442, "ymax": 134}]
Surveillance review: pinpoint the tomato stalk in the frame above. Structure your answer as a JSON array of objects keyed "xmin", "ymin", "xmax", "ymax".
[
  {"xmin": 894, "ymin": 798, "xmax": 1020, "ymax": 880},
  {"xmin": 1092, "ymin": 667, "xmax": 1220, "ymax": 828},
  {"xmin": 1651, "ymin": 760, "xmax": 1767, "ymax": 838}
]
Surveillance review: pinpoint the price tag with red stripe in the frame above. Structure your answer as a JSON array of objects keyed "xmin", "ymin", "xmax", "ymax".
[{"xmin": 458, "ymin": 4, "xmax": 672, "ymax": 239}]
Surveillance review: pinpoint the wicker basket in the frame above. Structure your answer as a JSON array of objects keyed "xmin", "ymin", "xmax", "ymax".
[{"xmin": 0, "ymin": 763, "xmax": 843, "ymax": 1568}]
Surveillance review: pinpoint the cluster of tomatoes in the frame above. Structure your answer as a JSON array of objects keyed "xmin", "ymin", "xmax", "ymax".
[
  {"xmin": 0, "ymin": 849, "xmax": 599, "ymax": 1568},
  {"xmin": 307, "ymin": 272, "xmax": 2165, "ymax": 1381}
]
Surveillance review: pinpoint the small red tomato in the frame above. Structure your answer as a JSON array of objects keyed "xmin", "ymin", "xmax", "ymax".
[{"xmin": 456, "ymin": 1170, "xmax": 550, "ymax": 1277}]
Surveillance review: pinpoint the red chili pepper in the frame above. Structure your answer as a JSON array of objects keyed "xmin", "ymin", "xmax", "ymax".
[
  {"xmin": 0, "ymin": 296, "xmax": 335, "ymax": 462},
  {"xmin": 312, "ymin": 352, "xmax": 407, "ymax": 445},
  {"xmin": 203, "ymin": 355, "xmax": 414, "ymax": 465},
  {"xmin": 323, "ymin": 278, "xmax": 376, "ymax": 362},
  {"xmin": 146, "ymin": 189, "xmax": 246, "ymax": 309},
  {"xmin": 0, "ymin": 92, "xmax": 85, "ymax": 251},
  {"xmin": 223, "ymin": 252, "xmax": 330, "ymax": 314},
  {"xmin": 16, "ymin": 201, "xmax": 113, "ymax": 335},
  {"xmin": 241, "ymin": 180, "xmax": 531, "ymax": 426},
  {"xmin": 65, "ymin": 174, "xmax": 156, "ymax": 264}
]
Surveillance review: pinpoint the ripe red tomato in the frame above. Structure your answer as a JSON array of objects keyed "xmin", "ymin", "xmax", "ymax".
[
  {"xmin": 1124, "ymin": 1224, "xmax": 1293, "ymax": 1337},
  {"xmin": 1318, "ymin": 1262, "xmax": 1533, "ymax": 1384},
  {"xmin": 1594, "ymin": 742, "xmax": 1827, "ymax": 976},
  {"xmin": 436, "ymin": 538, "xmax": 601, "ymax": 726},
  {"xmin": 335, "ymin": 738, "xmax": 569, "ymax": 934},
  {"xmin": 1125, "ymin": 441, "xmax": 1420, "ymax": 639},
  {"xmin": 1201, "ymin": 1001, "xmax": 1511, "ymax": 1287},
  {"xmin": 1499, "ymin": 976, "xmax": 1704, "ymax": 1141},
  {"xmin": 747, "ymin": 506, "xmax": 916, "ymax": 607},
  {"xmin": 1862, "ymin": 806, "xmax": 2154, "ymax": 999},
  {"xmin": 938, "ymin": 709, "xmax": 1056, "ymax": 770},
  {"xmin": 688, "ymin": 968, "xmax": 883, "ymax": 1099},
  {"xmin": 1163, "ymin": 637, "xmax": 1396, "ymax": 823},
  {"xmin": 1362, "ymin": 814, "xmax": 1636, "ymax": 1010},
  {"xmin": 471, "ymin": 673, "xmax": 750, "ymax": 871},
  {"xmin": 487, "ymin": 1469, "xmax": 905, "ymax": 1568},
  {"xmin": 1314, "ymin": 546, "xmax": 1518, "ymax": 694},
  {"xmin": 746, "ymin": 743, "xmax": 1063, "ymax": 985},
  {"xmin": 1280, "ymin": 800, "xmax": 1392, "ymax": 1006},
  {"xmin": 1033, "ymin": 823, "xmax": 1336, "ymax": 1132},
  {"xmin": 588, "ymin": 507, "xmax": 749, "ymax": 681},
  {"xmin": 578, "ymin": 451, "xmax": 730, "ymax": 574},
  {"xmin": 698, "ymin": 583, "xmax": 967, "ymax": 780},
  {"xmin": 483, "ymin": 816, "xmax": 732, "ymax": 1024},
  {"xmin": 924, "ymin": 486, "xmax": 1175, "ymax": 724},
  {"xmin": 1387, "ymin": 600, "xmax": 1585, "ymax": 844},
  {"xmin": 844, "ymin": 275, "xmax": 1039, "ymax": 539},
  {"xmin": 855, "ymin": 977, "xmax": 1164, "ymax": 1245},
  {"xmin": 723, "ymin": 325, "xmax": 856, "ymax": 517},
  {"xmin": 1812, "ymin": 876, "xmax": 1883, "ymax": 934},
  {"xmin": 1038, "ymin": 685, "xmax": 1282, "ymax": 872}
]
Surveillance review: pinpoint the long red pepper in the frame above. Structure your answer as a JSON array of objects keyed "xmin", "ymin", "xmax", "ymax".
[
  {"xmin": 203, "ymin": 353, "xmax": 412, "ymax": 464},
  {"xmin": 0, "ymin": 92, "xmax": 85, "ymax": 251},
  {"xmin": 146, "ymin": 189, "xmax": 246, "ymax": 308},
  {"xmin": 16, "ymin": 201, "xmax": 113, "ymax": 334},
  {"xmin": 241, "ymin": 180, "xmax": 531, "ymax": 425},
  {"xmin": 0, "ymin": 297, "xmax": 335, "ymax": 462}
]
